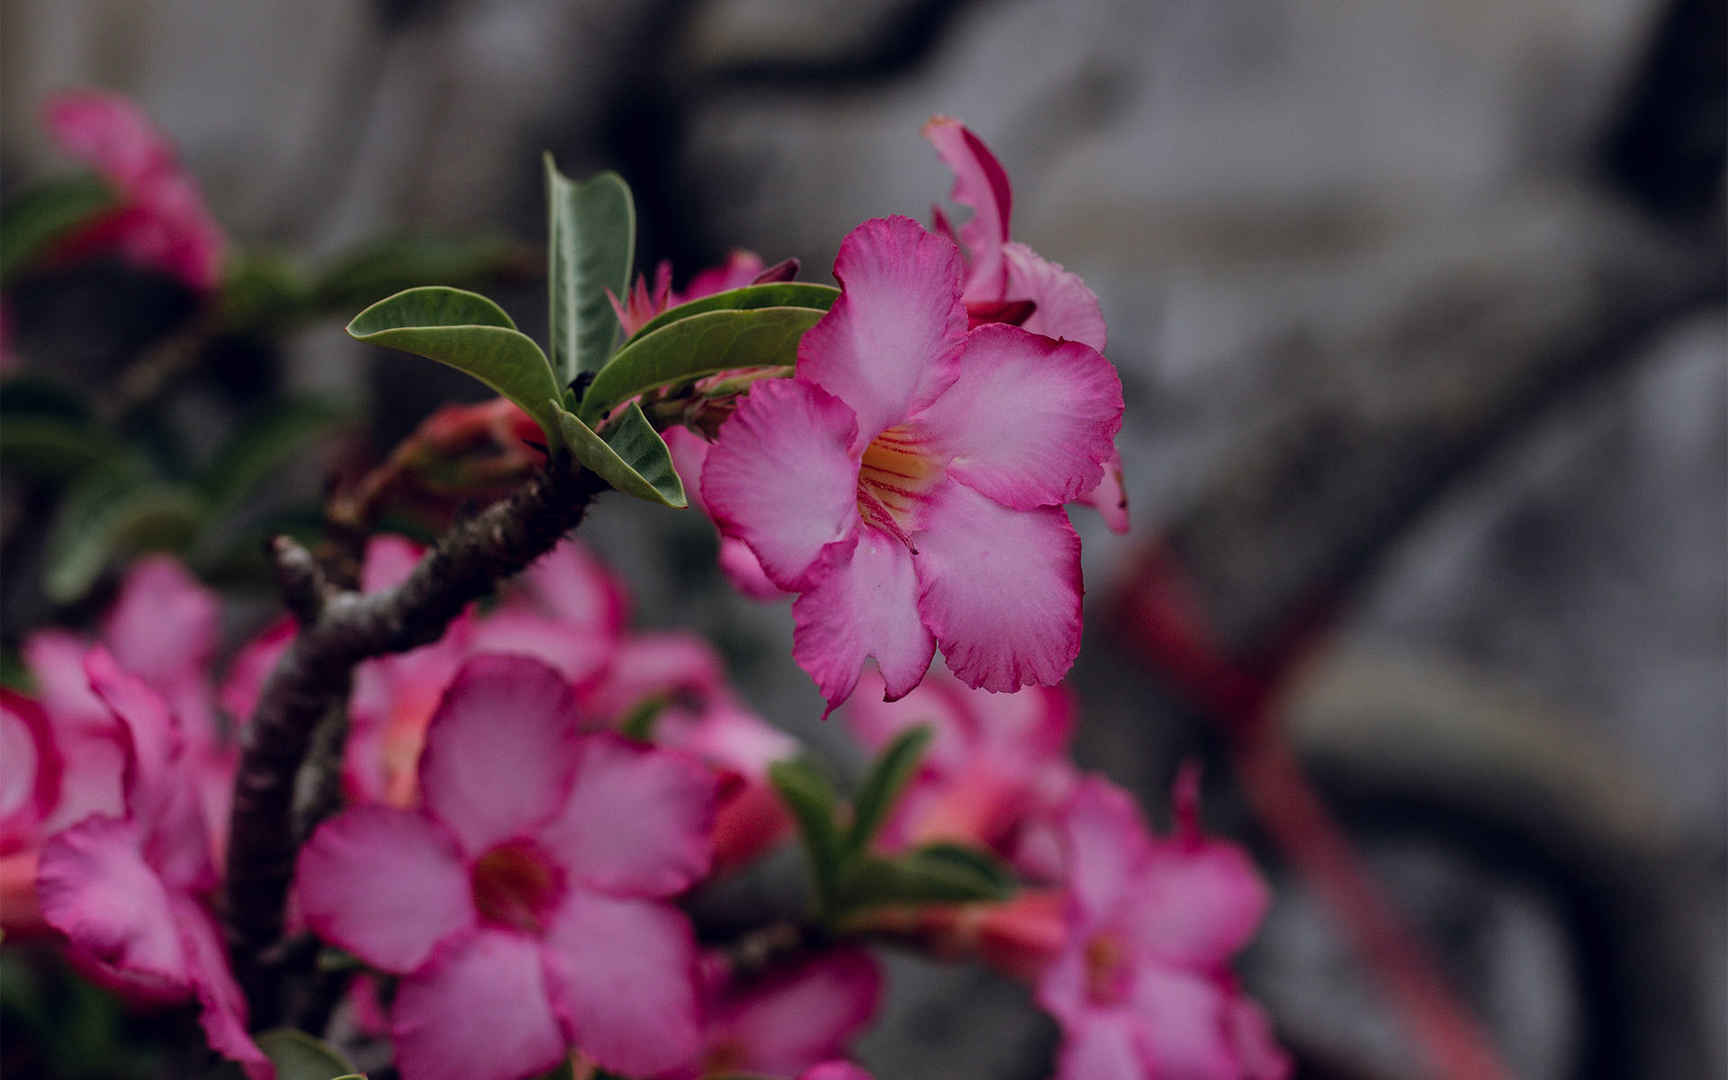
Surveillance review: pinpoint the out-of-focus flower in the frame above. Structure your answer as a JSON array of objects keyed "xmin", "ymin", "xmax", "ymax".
[
  {"xmin": 799, "ymin": 1064, "xmax": 874, "ymax": 1080},
  {"xmin": 924, "ymin": 116, "xmax": 1128, "ymax": 534},
  {"xmin": 35, "ymin": 651, "xmax": 268, "ymax": 1078},
  {"xmin": 1036, "ymin": 772, "xmax": 1288, "ymax": 1080},
  {"xmin": 44, "ymin": 91, "xmax": 225, "ymax": 292},
  {"xmin": 610, "ymin": 250, "xmax": 793, "ymax": 338},
  {"xmin": 852, "ymin": 888, "xmax": 1067, "ymax": 982},
  {"xmin": 663, "ymin": 948, "xmax": 881, "ymax": 1079},
  {"xmin": 703, "ymin": 215, "xmax": 1122, "ymax": 708},
  {"xmin": 339, "ymin": 397, "xmax": 551, "ymax": 525},
  {"xmin": 296, "ymin": 655, "xmax": 718, "ymax": 1080},
  {"xmin": 843, "ymin": 663, "xmax": 1076, "ymax": 878}
]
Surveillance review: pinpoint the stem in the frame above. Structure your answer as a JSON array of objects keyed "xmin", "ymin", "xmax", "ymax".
[{"xmin": 224, "ymin": 460, "xmax": 608, "ymax": 1024}]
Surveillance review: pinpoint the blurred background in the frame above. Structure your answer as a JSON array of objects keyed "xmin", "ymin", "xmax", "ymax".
[{"xmin": 2, "ymin": 0, "xmax": 1723, "ymax": 1078}]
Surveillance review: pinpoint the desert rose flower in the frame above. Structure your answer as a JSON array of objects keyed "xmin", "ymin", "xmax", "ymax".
[
  {"xmin": 703, "ymin": 215, "xmax": 1122, "ymax": 708},
  {"xmin": 665, "ymin": 948, "xmax": 881, "ymax": 1078},
  {"xmin": 1037, "ymin": 773, "xmax": 1288, "ymax": 1080},
  {"xmin": 924, "ymin": 116, "xmax": 1129, "ymax": 534},
  {"xmin": 610, "ymin": 250, "xmax": 795, "ymax": 337},
  {"xmin": 44, "ymin": 91, "xmax": 224, "ymax": 292},
  {"xmin": 296, "ymin": 655, "xmax": 719, "ymax": 1080},
  {"xmin": 664, "ymin": 426, "xmax": 783, "ymax": 600},
  {"xmin": 35, "ymin": 650, "xmax": 267, "ymax": 1078}
]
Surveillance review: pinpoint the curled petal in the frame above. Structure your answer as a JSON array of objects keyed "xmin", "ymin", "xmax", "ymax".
[
  {"xmin": 703, "ymin": 378, "xmax": 861, "ymax": 591},
  {"xmin": 1075, "ymin": 448, "xmax": 1130, "ymax": 534},
  {"xmin": 172, "ymin": 893, "xmax": 270, "ymax": 1079},
  {"xmin": 543, "ymin": 889, "xmax": 702, "ymax": 1076},
  {"xmin": 913, "ymin": 484, "xmax": 1082, "ymax": 692},
  {"xmin": 295, "ymin": 806, "xmax": 474, "ymax": 974},
  {"xmin": 798, "ymin": 216, "xmax": 967, "ymax": 447},
  {"xmin": 913, "ymin": 325, "xmax": 1121, "ymax": 510},
  {"xmin": 37, "ymin": 817, "xmax": 188, "ymax": 990},
  {"xmin": 1, "ymin": 691, "xmax": 59, "ymax": 851},
  {"xmin": 1002, "ymin": 242, "xmax": 1108, "ymax": 350},
  {"xmin": 923, "ymin": 116, "xmax": 1013, "ymax": 302},
  {"xmin": 419, "ymin": 656, "xmax": 584, "ymax": 857},
  {"xmin": 793, "ymin": 531, "xmax": 935, "ymax": 713},
  {"xmin": 392, "ymin": 929, "xmax": 569, "ymax": 1080}
]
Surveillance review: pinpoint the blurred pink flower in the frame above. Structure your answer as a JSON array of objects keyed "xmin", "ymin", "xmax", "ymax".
[
  {"xmin": 1036, "ymin": 772, "xmax": 1289, "ymax": 1080},
  {"xmin": 663, "ymin": 948, "xmax": 881, "ymax": 1078},
  {"xmin": 799, "ymin": 1064, "xmax": 874, "ymax": 1080},
  {"xmin": 44, "ymin": 91, "xmax": 225, "ymax": 292},
  {"xmin": 35, "ymin": 650, "xmax": 267, "ymax": 1078},
  {"xmin": 703, "ymin": 215, "xmax": 1121, "ymax": 708},
  {"xmin": 610, "ymin": 250, "xmax": 791, "ymax": 338},
  {"xmin": 924, "ymin": 116, "xmax": 1128, "ymax": 534},
  {"xmin": 297, "ymin": 655, "xmax": 719, "ymax": 1080}
]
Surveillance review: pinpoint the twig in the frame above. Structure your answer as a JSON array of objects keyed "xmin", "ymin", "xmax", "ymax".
[{"xmin": 224, "ymin": 459, "xmax": 608, "ymax": 1025}]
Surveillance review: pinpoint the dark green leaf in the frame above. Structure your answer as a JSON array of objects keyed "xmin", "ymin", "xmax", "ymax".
[
  {"xmin": 837, "ymin": 843, "xmax": 1017, "ymax": 915},
  {"xmin": 219, "ymin": 255, "xmax": 310, "ymax": 333},
  {"xmin": 253, "ymin": 1029, "xmax": 358, "ymax": 1080},
  {"xmin": 1, "ymin": 176, "xmax": 115, "ymax": 280},
  {"xmin": 846, "ymin": 724, "xmax": 933, "ymax": 857},
  {"xmin": 348, "ymin": 287, "xmax": 566, "ymax": 448},
  {"xmin": 544, "ymin": 157, "xmax": 635, "ymax": 381},
  {"xmin": 623, "ymin": 281, "xmax": 839, "ymax": 344},
  {"xmin": 548, "ymin": 402, "xmax": 686, "ymax": 508},
  {"xmin": 0, "ymin": 416, "xmax": 132, "ymax": 478},
  {"xmin": 618, "ymin": 696, "xmax": 666, "ymax": 742},
  {"xmin": 769, "ymin": 759, "xmax": 846, "ymax": 915},
  {"xmin": 44, "ymin": 467, "xmax": 205, "ymax": 603},
  {"xmin": 201, "ymin": 398, "xmax": 351, "ymax": 511},
  {"xmin": 312, "ymin": 233, "xmax": 522, "ymax": 313},
  {"xmin": 578, "ymin": 306, "xmax": 825, "ymax": 424}
]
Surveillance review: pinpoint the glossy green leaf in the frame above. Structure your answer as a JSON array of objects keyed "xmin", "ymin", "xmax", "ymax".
[
  {"xmin": 579, "ymin": 306, "xmax": 825, "ymax": 424},
  {"xmin": 1, "ymin": 176, "xmax": 115, "ymax": 280},
  {"xmin": 348, "ymin": 287, "xmax": 565, "ymax": 448},
  {"xmin": 44, "ymin": 468, "xmax": 205, "ymax": 603},
  {"xmin": 846, "ymin": 724, "xmax": 933, "ymax": 857},
  {"xmin": 837, "ymin": 843, "xmax": 1017, "ymax": 915},
  {"xmin": 254, "ymin": 1028, "xmax": 359, "ymax": 1080},
  {"xmin": 623, "ymin": 281, "xmax": 839, "ymax": 344},
  {"xmin": 545, "ymin": 157, "xmax": 635, "ymax": 381},
  {"xmin": 548, "ymin": 402, "xmax": 685, "ymax": 508},
  {"xmin": 769, "ymin": 759, "xmax": 846, "ymax": 915}
]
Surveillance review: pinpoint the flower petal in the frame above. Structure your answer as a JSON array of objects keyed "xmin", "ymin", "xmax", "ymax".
[
  {"xmin": 1128, "ymin": 967, "xmax": 1240, "ymax": 1079},
  {"xmin": 1074, "ymin": 448, "xmax": 1130, "ymax": 534},
  {"xmin": 362, "ymin": 534, "xmax": 423, "ymax": 592},
  {"xmin": 793, "ymin": 530, "xmax": 935, "ymax": 712},
  {"xmin": 702, "ymin": 378, "xmax": 861, "ymax": 591},
  {"xmin": 1130, "ymin": 840, "xmax": 1271, "ymax": 969},
  {"xmin": 392, "ymin": 929, "xmax": 569, "ymax": 1080},
  {"xmin": 923, "ymin": 117, "xmax": 1013, "ymax": 302},
  {"xmin": 1053, "ymin": 1016, "xmax": 1147, "ymax": 1080},
  {"xmin": 581, "ymin": 633, "xmax": 723, "ymax": 725},
  {"xmin": 800, "ymin": 1065, "xmax": 875, "ymax": 1080},
  {"xmin": 465, "ymin": 611, "xmax": 612, "ymax": 691},
  {"xmin": 37, "ymin": 817, "xmax": 188, "ymax": 988},
  {"xmin": 798, "ymin": 216, "xmax": 967, "ymax": 446},
  {"xmin": 913, "ymin": 484, "xmax": 1082, "ymax": 692},
  {"xmin": 665, "ymin": 426, "xmax": 786, "ymax": 601},
  {"xmin": 539, "ymin": 735, "xmax": 716, "ymax": 896},
  {"xmin": 709, "ymin": 948, "xmax": 882, "ymax": 1074},
  {"xmin": 101, "ymin": 556, "xmax": 218, "ymax": 698},
  {"xmin": 419, "ymin": 655, "xmax": 584, "ymax": 857},
  {"xmin": 913, "ymin": 325, "xmax": 1121, "ymax": 510},
  {"xmin": 1002, "ymin": 242, "xmax": 1108, "ymax": 351},
  {"xmin": 172, "ymin": 893, "xmax": 270, "ymax": 1079},
  {"xmin": 218, "ymin": 615, "xmax": 295, "ymax": 725},
  {"xmin": 296, "ymin": 806, "xmax": 474, "ymax": 974},
  {"xmin": 1, "ymin": 691, "xmax": 58, "ymax": 849},
  {"xmin": 1056, "ymin": 778, "xmax": 1154, "ymax": 923},
  {"xmin": 23, "ymin": 630, "xmax": 105, "ymax": 725},
  {"xmin": 519, "ymin": 539, "xmax": 629, "ymax": 637},
  {"xmin": 543, "ymin": 889, "xmax": 702, "ymax": 1075}
]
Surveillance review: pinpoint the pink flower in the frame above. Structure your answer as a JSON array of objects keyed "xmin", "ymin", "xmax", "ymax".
[
  {"xmin": 611, "ymin": 250, "xmax": 790, "ymax": 338},
  {"xmin": 800, "ymin": 1065, "xmax": 874, "ymax": 1080},
  {"xmin": 665, "ymin": 948, "xmax": 881, "ymax": 1078},
  {"xmin": 924, "ymin": 116, "xmax": 1128, "ymax": 534},
  {"xmin": 842, "ymin": 663, "xmax": 1076, "ymax": 877},
  {"xmin": 1036, "ymin": 772, "xmax": 1289, "ymax": 1080},
  {"xmin": 665, "ymin": 426, "xmax": 783, "ymax": 600},
  {"xmin": 35, "ymin": 650, "xmax": 268, "ymax": 1077},
  {"xmin": 702, "ymin": 215, "xmax": 1122, "ymax": 708},
  {"xmin": 44, "ymin": 91, "xmax": 224, "ymax": 292},
  {"xmin": 296, "ymin": 655, "xmax": 720, "ymax": 1080}
]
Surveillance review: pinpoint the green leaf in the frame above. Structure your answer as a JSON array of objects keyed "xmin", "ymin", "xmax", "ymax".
[
  {"xmin": 623, "ymin": 281, "xmax": 839, "ymax": 344},
  {"xmin": 769, "ymin": 759, "xmax": 846, "ymax": 915},
  {"xmin": 253, "ymin": 1029, "xmax": 358, "ymax": 1080},
  {"xmin": 201, "ymin": 398, "xmax": 351, "ymax": 511},
  {"xmin": 0, "ymin": 415, "xmax": 132, "ymax": 478},
  {"xmin": 544, "ymin": 157, "xmax": 635, "ymax": 381},
  {"xmin": 846, "ymin": 724, "xmax": 933, "ymax": 857},
  {"xmin": 312, "ymin": 233, "xmax": 522, "ymax": 313},
  {"xmin": 347, "ymin": 287, "xmax": 566, "ymax": 449},
  {"xmin": 618, "ymin": 696, "xmax": 667, "ymax": 742},
  {"xmin": 44, "ymin": 467, "xmax": 206, "ymax": 603},
  {"xmin": 837, "ymin": 843, "xmax": 1017, "ymax": 915},
  {"xmin": 548, "ymin": 402, "xmax": 686, "ymax": 508},
  {"xmin": 1, "ymin": 176, "xmax": 115, "ymax": 280},
  {"xmin": 578, "ymin": 306, "xmax": 826, "ymax": 424}
]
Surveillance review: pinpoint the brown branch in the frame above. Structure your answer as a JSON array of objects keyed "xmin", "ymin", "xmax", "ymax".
[{"xmin": 224, "ymin": 459, "xmax": 608, "ymax": 1025}]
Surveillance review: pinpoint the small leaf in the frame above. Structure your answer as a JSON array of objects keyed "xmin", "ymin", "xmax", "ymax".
[
  {"xmin": 545, "ymin": 157, "xmax": 635, "ymax": 381},
  {"xmin": 623, "ymin": 281, "xmax": 839, "ymax": 344},
  {"xmin": 769, "ymin": 759, "xmax": 846, "ymax": 915},
  {"xmin": 1, "ymin": 176, "xmax": 115, "ymax": 280},
  {"xmin": 579, "ymin": 305, "xmax": 826, "ymax": 424},
  {"xmin": 44, "ymin": 467, "xmax": 205, "ymax": 603},
  {"xmin": 253, "ymin": 1028, "xmax": 359, "ymax": 1080},
  {"xmin": 837, "ymin": 843, "xmax": 1017, "ymax": 915},
  {"xmin": 548, "ymin": 402, "xmax": 686, "ymax": 508},
  {"xmin": 846, "ymin": 724, "xmax": 933, "ymax": 857},
  {"xmin": 348, "ymin": 287, "xmax": 566, "ymax": 449}
]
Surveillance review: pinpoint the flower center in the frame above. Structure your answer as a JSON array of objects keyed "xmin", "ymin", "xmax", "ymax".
[
  {"xmin": 470, "ymin": 839, "xmax": 564, "ymax": 934},
  {"xmin": 856, "ymin": 424, "xmax": 943, "ymax": 550},
  {"xmin": 1083, "ymin": 933, "xmax": 1130, "ymax": 1005}
]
